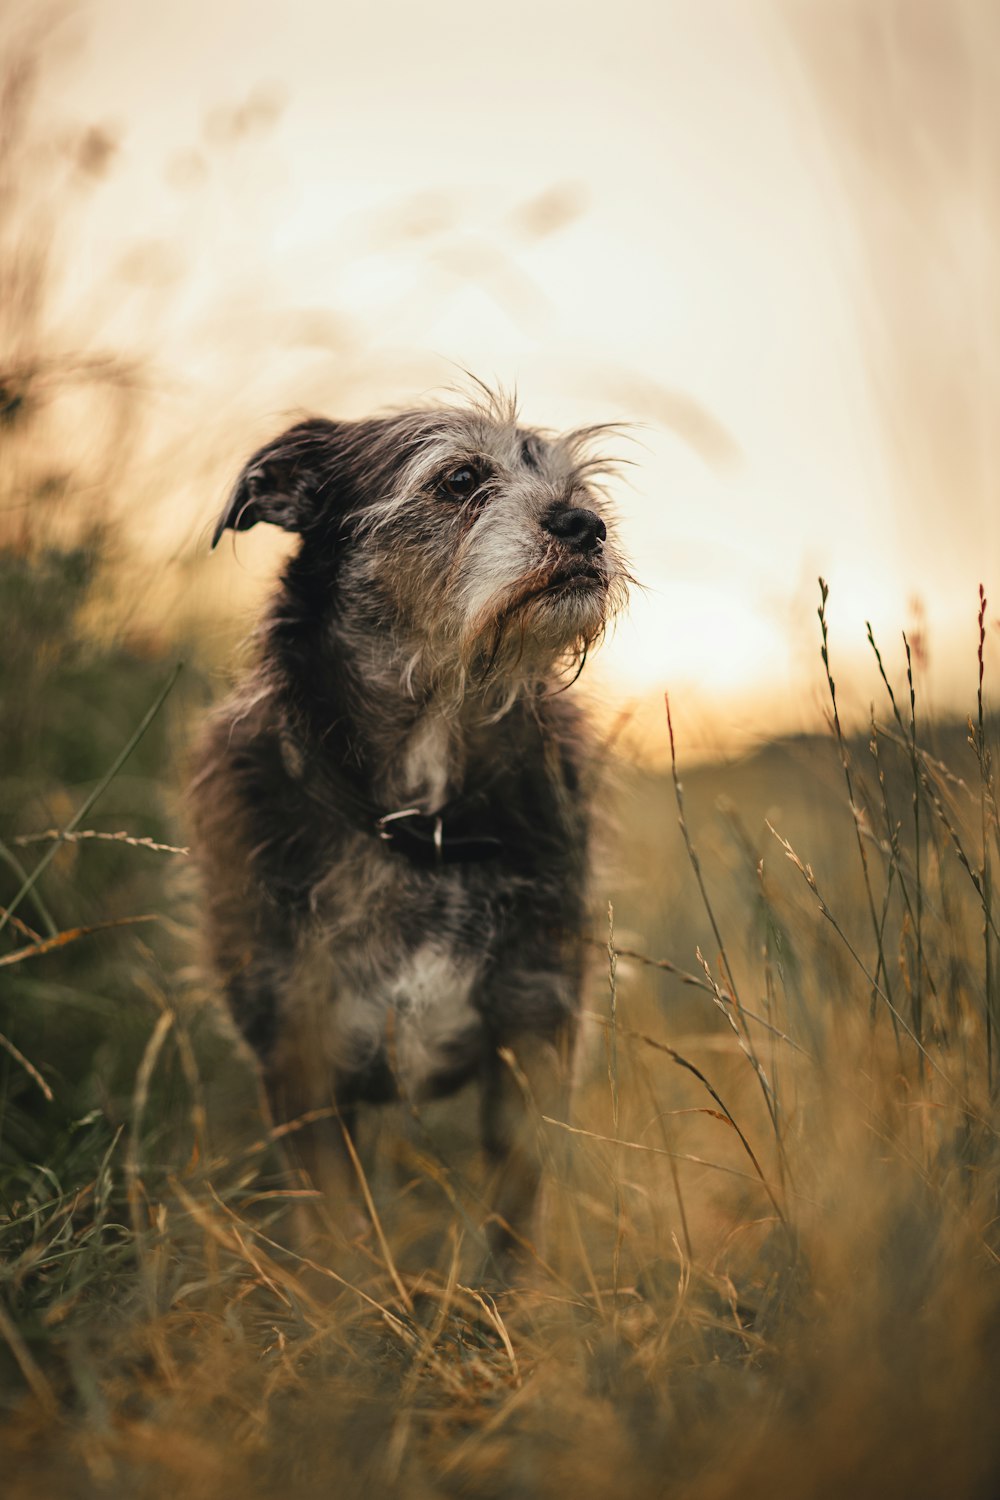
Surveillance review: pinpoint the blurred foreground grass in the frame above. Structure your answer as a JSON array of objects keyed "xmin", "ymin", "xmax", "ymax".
[{"xmin": 2, "ymin": 483, "xmax": 1000, "ymax": 1500}]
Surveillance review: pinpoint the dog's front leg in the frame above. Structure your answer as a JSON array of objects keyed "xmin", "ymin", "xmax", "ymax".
[
  {"xmin": 479, "ymin": 1026, "xmax": 574, "ymax": 1273},
  {"xmin": 264, "ymin": 1036, "xmax": 365, "ymax": 1256}
]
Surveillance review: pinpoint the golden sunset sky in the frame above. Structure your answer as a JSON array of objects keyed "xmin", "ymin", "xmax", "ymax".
[{"xmin": 26, "ymin": 0, "xmax": 1000, "ymax": 756}]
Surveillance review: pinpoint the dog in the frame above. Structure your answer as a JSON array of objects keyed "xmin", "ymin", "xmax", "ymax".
[{"xmin": 190, "ymin": 385, "xmax": 629, "ymax": 1264}]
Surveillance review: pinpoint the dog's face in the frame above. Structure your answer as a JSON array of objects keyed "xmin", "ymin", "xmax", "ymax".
[{"xmin": 213, "ymin": 392, "xmax": 629, "ymax": 689}]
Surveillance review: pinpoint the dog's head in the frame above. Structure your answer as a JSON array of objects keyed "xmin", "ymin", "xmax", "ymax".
[{"xmin": 213, "ymin": 389, "xmax": 629, "ymax": 693}]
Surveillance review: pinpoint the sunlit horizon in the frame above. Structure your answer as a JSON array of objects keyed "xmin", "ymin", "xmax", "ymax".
[{"xmin": 9, "ymin": 0, "xmax": 999, "ymax": 758}]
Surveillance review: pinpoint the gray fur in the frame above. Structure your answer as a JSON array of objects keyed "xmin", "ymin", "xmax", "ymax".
[{"xmin": 190, "ymin": 385, "xmax": 630, "ymax": 1260}]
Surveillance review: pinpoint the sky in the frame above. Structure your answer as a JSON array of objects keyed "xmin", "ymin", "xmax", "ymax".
[{"xmin": 19, "ymin": 0, "xmax": 1000, "ymax": 757}]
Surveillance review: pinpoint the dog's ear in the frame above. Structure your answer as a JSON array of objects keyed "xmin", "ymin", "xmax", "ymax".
[{"xmin": 211, "ymin": 418, "xmax": 342, "ymax": 549}]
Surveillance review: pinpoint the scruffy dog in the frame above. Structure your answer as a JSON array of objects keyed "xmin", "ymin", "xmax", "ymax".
[{"xmin": 191, "ymin": 387, "xmax": 629, "ymax": 1263}]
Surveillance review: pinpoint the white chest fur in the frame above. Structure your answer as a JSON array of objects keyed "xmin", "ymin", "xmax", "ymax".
[{"xmin": 328, "ymin": 941, "xmax": 482, "ymax": 1098}]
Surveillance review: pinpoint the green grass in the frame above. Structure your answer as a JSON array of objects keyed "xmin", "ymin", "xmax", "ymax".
[{"xmin": 2, "ymin": 506, "xmax": 1000, "ymax": 1497}]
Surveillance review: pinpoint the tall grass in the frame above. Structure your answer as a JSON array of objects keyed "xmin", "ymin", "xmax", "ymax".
[
  {"xmin": 4, "ymin": 461, "xmax": 1000, "ymax": 1497},
  {"xmin": 3, "ymin": 37, "xmax": 1000, "ymax": 1500}
]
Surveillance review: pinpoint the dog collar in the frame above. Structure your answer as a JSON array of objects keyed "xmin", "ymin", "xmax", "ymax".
[
  {"xmin": 375, "ymin": 805, "xmax": 503, "ymax": 866},
  {"xmin": 285, "ymin": 723, "xmax": 506, "ymax": 868}
]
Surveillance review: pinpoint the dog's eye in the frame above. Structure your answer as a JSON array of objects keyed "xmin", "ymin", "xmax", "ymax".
[{"xmin": 441, "ymin": 465, "xmax": 480, "ymax": 500}]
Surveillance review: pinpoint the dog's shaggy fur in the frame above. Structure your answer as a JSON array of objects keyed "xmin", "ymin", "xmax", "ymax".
[{"xmin": 190, "ymin": 386, "xmax": 629, "ymax": 1259}]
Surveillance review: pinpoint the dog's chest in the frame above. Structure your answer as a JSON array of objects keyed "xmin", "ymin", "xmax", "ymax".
[
  {"xmin": 303, "ymin": 860, "xmax": 495, "ymax": 1098},
  {"xmin": 291, "ymin": 713, "xmax": 542, "ymax": 1097},
  {"xmin": 355, "ymin": 936, "xmax": 485, "ymax": 1092},
  {"xmin": 338, "ymin": 939, "xmax": 482, "ymax": 1096}
]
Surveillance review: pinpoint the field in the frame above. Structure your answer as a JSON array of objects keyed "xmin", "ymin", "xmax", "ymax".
[
  {"xmin": 3, "ymin": 37, "xmax": 1000, "ymax": 1498},
  {"xmin": 3, "ymin": 475, "xmax": 1000, "ymax": 1499}
]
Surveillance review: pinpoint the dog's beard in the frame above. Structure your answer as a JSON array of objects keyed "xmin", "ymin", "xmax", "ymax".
[{"xmin": 461, "ymin": 565, "xmax": 617, "ymax": 687}]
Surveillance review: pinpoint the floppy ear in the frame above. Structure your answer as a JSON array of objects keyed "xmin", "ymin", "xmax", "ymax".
[{"xmin": 211, "ymin": 418, "xmax": 342, "ymax": 549}]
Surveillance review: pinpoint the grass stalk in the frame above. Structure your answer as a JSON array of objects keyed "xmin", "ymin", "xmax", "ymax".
[
  {"xmin": 904, "ymin": 632, "xmax": 925, "ymax": 1047},
  {"xmin": 974, "ymin": 585, "xmax": 996, "ymax": 1092},
  {"xmin": 0, "ymin": 662, "xmax": 183, "ymax": 940},
  {"xmin": 819, "ymin": 581, "xmax": 897, "ymax": 1033},
  {"xmin": 607, "ymin": 902, "xmax": 623, "ymax": 1303},
  {"xmin": 665, "ymin": 693, "xmax": 783, "ymax": 1150}
]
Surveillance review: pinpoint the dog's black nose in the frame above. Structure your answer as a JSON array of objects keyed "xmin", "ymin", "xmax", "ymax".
[{"xmin": 542, "ymin": 505, "xmax": 607, "ymax": 552}]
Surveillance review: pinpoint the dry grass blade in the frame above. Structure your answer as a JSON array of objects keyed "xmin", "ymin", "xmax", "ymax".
[
  {"xmin": 12, "ymin": 829, "xmax": 190, "ymax": 856},
  {"xmin": 819, "ymin": 580, "xmax": 897, "ymax": 1025},
  {"xmin": 0, "ymin": 662, "xmax": 183, "ymax": 939},
  {"xmin": 126, "ymin": 1008, "xmax": 175, "ymax": 1307},
  {"xmin": 0, "ymin": 1297, "xmax": 57, "ymax": 1417},
  {"xmin": 593, "ymin": 1004, "xmax": 788, "ymax": 1222},
  {"xmin": 696, "ymin": 946, "xmax": 780, "ymax": 1127},
  {"xmin": 0, "ymin": 838, "xmax": 57, "ymax": 937},
  {"xmin": 0, "ymin": 914, "xmax": 159, "ymax": 969},
  {"xmin": 0, "ymin": 1027, "xmax": 52, "ymax": 1099},
  {"xmin": 585, "ymin": 937, "xmax": 803, "ymax": 1050},
  {"xmin": 171, "ymin": 1180, "xmax": 318, "ymax": 1319},
  {"xmin": 0, "ymin": 904, "xmax": 41, "ymax": 944},
  {"xmin": 459, "ymin": 1283, "xmax": 520, "ymax": 1386},
  {"xmin": 974, "ymin": 583, "xmax": 997, "ymax": 1089},
  {"xmin": 666, "ymin": 693, "xmax": 783, "ymax": 1150},
  {"xmin": 338, "ymin": 1110, "xmax": 415, "ymax": 1317},
  {"xmin": 192, "ymin": 1189, "xmax": 420, "ymax": 1348},
  {"xmin": 919, "ymin": 765, "xmax": 1000, "ymax": 945},
  {"xmin": 903, "ymin": 631, "xmax": 925, "ymax": 1044},
  {"xmin": 767, "ymin": 819, "xmax": 990, "ymax": 1120},
  {"xmin": 664, "ymin": 693, "xmax": 745, "ymax": 1021},
  {"xmin": 436, "ymin": 1378, "xmax": 539, "ymax": 1480},
  {"xmin": 541, "ymin": 1115, "xmax": 774, "ymax": 1187},
  {"xmin": 867, "ymin": 620, "xmax": 926, "ymax": 1041},
  {"xmin": 607, "ymin": 901, "xmax": 623, "ymax": 1300},
  {"xmin": 607, "ymin": 903, "xmax": 619, "ymax": 1130}
]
